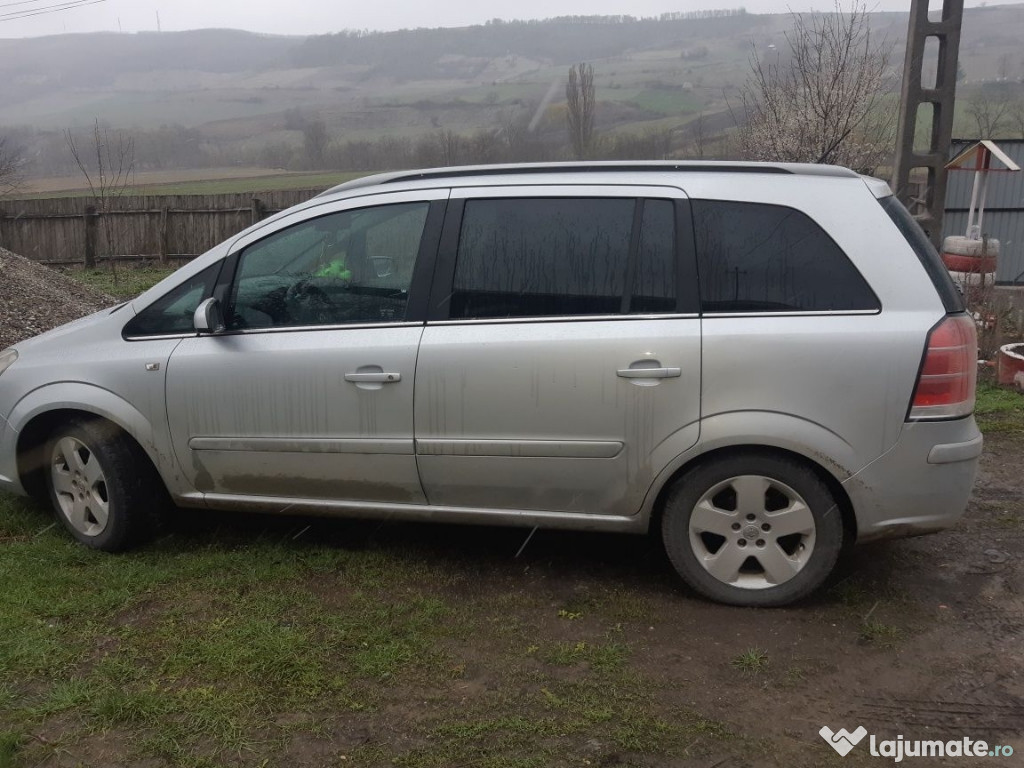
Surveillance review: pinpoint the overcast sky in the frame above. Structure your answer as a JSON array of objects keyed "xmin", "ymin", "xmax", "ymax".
[{"xmin": 0, "ymin": 0, "xmax": 968, "ymax": 38}]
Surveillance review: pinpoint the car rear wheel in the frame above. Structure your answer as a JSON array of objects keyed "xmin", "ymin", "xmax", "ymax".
[
  {"xmin": 46, "ymin": 418, "xmax": 160, "ymax": 551},
  {"xmin": 661, "ymin": 452, "xmax": 844, "ymax": 607}
]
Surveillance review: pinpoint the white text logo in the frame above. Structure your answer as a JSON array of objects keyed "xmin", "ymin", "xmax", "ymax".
[
  {"xmin": 818, "ymin": 726, "xmax": 1015, "ymax": 761},
  {"xmin": 820, "ymin": 726, "xmax": 868, "ymax": 757}
]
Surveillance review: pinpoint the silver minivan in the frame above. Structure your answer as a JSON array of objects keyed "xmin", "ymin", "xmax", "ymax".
[{"xmin": 0, "ymin": 162, "xmax": 983, "ymax": 606}]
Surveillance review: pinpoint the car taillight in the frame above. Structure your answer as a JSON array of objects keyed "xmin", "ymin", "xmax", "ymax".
[{"xmin": 908, "ymin": 314, "xmax": 977, "ymax": 420}]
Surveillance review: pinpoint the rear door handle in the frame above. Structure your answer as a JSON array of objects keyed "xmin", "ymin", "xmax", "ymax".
[
  {"xmin": 344, "ymin": 372, "xmax": 401, "ymax": 383},
  {"xmin": 616, "ymin": 366, "xmax": 681, "ymax": 379}
]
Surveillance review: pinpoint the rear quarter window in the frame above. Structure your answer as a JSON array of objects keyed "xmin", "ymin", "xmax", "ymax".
[
  {"xmin": 878, "ymin": 195, "xmax": 964, "ymax": 313},
  {"xmin": 693, "ymin": 200, "xmax": 880, "ymax": 313}
]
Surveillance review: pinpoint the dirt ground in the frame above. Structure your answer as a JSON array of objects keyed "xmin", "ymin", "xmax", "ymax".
[
  {"xmin": 24, "ymin": 429, "xmax": 1019, "ymax": 768},
  {"xmin": 662, "ymin": 423, "xmax": 1024, "ymax": 766},
  {"xmin": 382, "ymin": 429, "xmax": 1024, "ymax": 767},
  {"xmin": 3, "ymin": 438, "xmax": 1022, "ymax": 768}
]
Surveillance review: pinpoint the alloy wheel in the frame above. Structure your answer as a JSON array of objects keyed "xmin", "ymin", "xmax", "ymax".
[
  {"xmin": 688, "ymin": 474, "xmax": 816, "ymax": 589},
  {"xmin": 50, "ymin": 436, "xmax": 110, "ymax": 537}
]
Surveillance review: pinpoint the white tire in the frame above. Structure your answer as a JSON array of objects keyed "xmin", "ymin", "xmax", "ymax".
[{"xmin": 943, "ymin": 235, "xmax": 1000, "ymax": 258}]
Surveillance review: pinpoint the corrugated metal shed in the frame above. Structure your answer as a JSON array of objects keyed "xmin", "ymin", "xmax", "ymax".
[{"xmin": 943, "ymin": 139, "xmax": 1024, "ymax": 284}]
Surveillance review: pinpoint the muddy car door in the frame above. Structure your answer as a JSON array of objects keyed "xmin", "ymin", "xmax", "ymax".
[
  {"xmin": 414, "ymin": 185, "xmax": 701, "ymax": 518},
  {"xmin": 164, "ymin": 190, "xmax": 446, "ymax": 505}
]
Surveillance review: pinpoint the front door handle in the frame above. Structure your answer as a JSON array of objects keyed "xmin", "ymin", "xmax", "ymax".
[
  {"xmin": 616, "ymin": 367, "xmax": 681, "ymax": 379},
  {"xmin": 617, "ymin": 360, "xmax": 681, "ymax": 379},
  {"xmin": 344, "ymin": 372, "xmax": 401, "ymax": 383}
]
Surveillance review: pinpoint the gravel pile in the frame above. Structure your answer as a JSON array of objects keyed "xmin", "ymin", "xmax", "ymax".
[{"xmin": 0, "ymin": 247, "xmax": 115, "ymax": 349}]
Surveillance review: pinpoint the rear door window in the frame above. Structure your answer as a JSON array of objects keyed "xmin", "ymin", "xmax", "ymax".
[
  {"xmin": 631, "ymin": 199, "xmax": 677, "ymax": 313},
  {"xmin": 693, "ymin": 200, "xmax": 880, "ymax": 313},
  {"xmin": 449, "ymin": 197, "xmax": 679, "ymax": 319}
]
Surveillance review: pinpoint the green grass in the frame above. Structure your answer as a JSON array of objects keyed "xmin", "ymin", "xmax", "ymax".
[
  {"xmin": 542, "ymin": 639, "xmax": 629, "ymax": 672},
  {"xmin": 67, "ymin": 265, "xmax": 179, "ymax": 300},
  {"xmin": 990, "ymin": 506, "xmax": 1024, "ymax": 529},
  {"xmin": 858, "ymin": 620, "xmax": 904, "ymax": 649},
  {"xmin": 976, "ymin": 381, "xmax": 1024, "ymax": 416},
  {"xmin": 0, "ymin": 732, "xmax": 20, "ymax": 768},
  {"xmin": 975, "ymin": 381, "xmax": 1024, "ymax": 435},
  {"xmin": 0, "ymin": 493, "xmax": 730, "ymax": 767},
  {"xmin": 730, "ymin": 648, "xmax": 769, "ymax": 674}
]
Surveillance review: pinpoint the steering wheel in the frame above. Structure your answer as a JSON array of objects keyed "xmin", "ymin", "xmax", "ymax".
[{"xmin": 284, "ymin": 279, "xmax": 335, "ymax": 325}]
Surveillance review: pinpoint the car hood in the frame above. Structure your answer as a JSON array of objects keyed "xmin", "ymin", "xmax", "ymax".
[{"xmin": 8, "ymin": 304, "xmax": 131, "ymax": 355}]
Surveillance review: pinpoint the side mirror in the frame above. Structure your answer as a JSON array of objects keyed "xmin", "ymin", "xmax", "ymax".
[{"xmin": 193, "ymin": 297, "xmax": 225, "ymax": 334}]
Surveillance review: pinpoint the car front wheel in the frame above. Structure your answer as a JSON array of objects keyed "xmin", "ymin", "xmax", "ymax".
[{"xmin": 46, "ymin": 418, "xmax": 160, "ymax": 551}]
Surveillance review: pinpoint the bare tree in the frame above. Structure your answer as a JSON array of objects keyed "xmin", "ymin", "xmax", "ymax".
[
  {"xmin": 967, "ymin": 90, "xmax": 1010, "ymax": 138},
  {"xmin": 738, "ymin": 2, "xmax": 894, "ymax": 171},
  {"xmin": 468, "ymin": 128, "xmax": 503, "ymax": 164},
  {"xmin": 500, "ymin": 109, "xmax": 549, "ymax": 162},
  {"xmin": 996, "ymin": 53, "xmax": 1011, "ymax": 81},
  {"xmin": 436, "ymin": 129, "xmax": 464, "ymax": 166},
  {"xmin": 302, "ymin": 119, "xmax": 329, "ymax": 169},
  {"xmin": 500, "ymin": 111, "xmax": 530, "ymax": 161},
  {"xmin": 0, "ymin": 138, "xmax": 24, "ymax": 196},
  {"xmin": 602, "ymin": 128, "xmax": 673, "ymax": 160},
  {"xmin": 686, "ymin": 112, "xmax": 708, "ymax": 159},
  {"xmin": 566, "ymin": 63, "xmax": 596, "ymax": 160},
  {"xmin": 1011, "ymin": 100, "xmax": 1024, "ymax": 139},
  {"xmin": 65, "ymin": 120, "xmax": 135, "ymax": 273}
]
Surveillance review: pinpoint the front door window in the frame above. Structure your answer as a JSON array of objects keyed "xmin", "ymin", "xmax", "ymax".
[{"xmin": 228, "ymin": 202, "xmax": 430, "ymax": 329}]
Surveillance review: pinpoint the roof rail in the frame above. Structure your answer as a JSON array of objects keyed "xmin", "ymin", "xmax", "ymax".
[{"xmin": 318, "ymin": 160, "xmax": 859, "ymax": 197}]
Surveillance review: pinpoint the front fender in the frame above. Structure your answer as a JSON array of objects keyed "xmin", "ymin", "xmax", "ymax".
[
  {"xmin": 10, "ymin": 382, "xmax": 153, "ymax": 446},
  {"xmin": 7, "ymin": 382, "xmax": 191, "ymax": 497}
]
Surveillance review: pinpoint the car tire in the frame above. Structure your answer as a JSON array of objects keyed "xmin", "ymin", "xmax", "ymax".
[
  {"xmin": 661, "ymin": 452, "xmax": 844, "ymax": 607},
  {"xmin": 45, "ymin": 418, "xmax": 162, "ymax": 552}
]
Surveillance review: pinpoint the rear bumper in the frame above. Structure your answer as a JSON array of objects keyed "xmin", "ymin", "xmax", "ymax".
[{"xmin": 845, "ymin": 417, "xmax": 982, "ymax": 542}]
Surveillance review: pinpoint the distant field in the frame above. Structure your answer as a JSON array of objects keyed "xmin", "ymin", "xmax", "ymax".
[
  {"xmin": 625, "ymin": 89, "xmax": 703, "ymax": 116},
  {"xmin": 17, "ymin": 171, "xmax": 370, "ymax": 199},
  {"xmin": 122, "ymin": 172, "xmax": 368, "ymax": 197},
  {"xmin": 21, "ymin": 167, "xmax": 295, "ymax": 196}
]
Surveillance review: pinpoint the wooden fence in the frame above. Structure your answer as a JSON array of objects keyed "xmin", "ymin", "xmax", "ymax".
[{"xmin": 0, "ymin": 190, "xmax": 322, "ymax": 266}]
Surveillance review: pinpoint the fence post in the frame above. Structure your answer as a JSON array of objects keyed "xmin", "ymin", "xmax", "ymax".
[
  {"xmin": 159, "ymin": 206, "xmax": 170, "ymax": 264},
  {"xmin": 83, "ymin": 204, "xmax": 97, "ymax": 269},
  {"xmin": 251, "ymin": 197, "xmax": 266, "ymax": 225}
]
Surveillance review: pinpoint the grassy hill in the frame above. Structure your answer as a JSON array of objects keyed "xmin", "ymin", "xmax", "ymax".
[{"xmin": 2, "ymin": 5, "xmax": 1022, "ymax": 191}]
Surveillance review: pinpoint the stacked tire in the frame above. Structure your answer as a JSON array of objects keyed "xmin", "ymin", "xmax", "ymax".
[
  {"xmin": 942, "ymin": 235, "xmax": 999, "ymax": 288},
  {"xmin": 998, "ymin": 343, "xmax": 1024, "ymax": 391}
]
